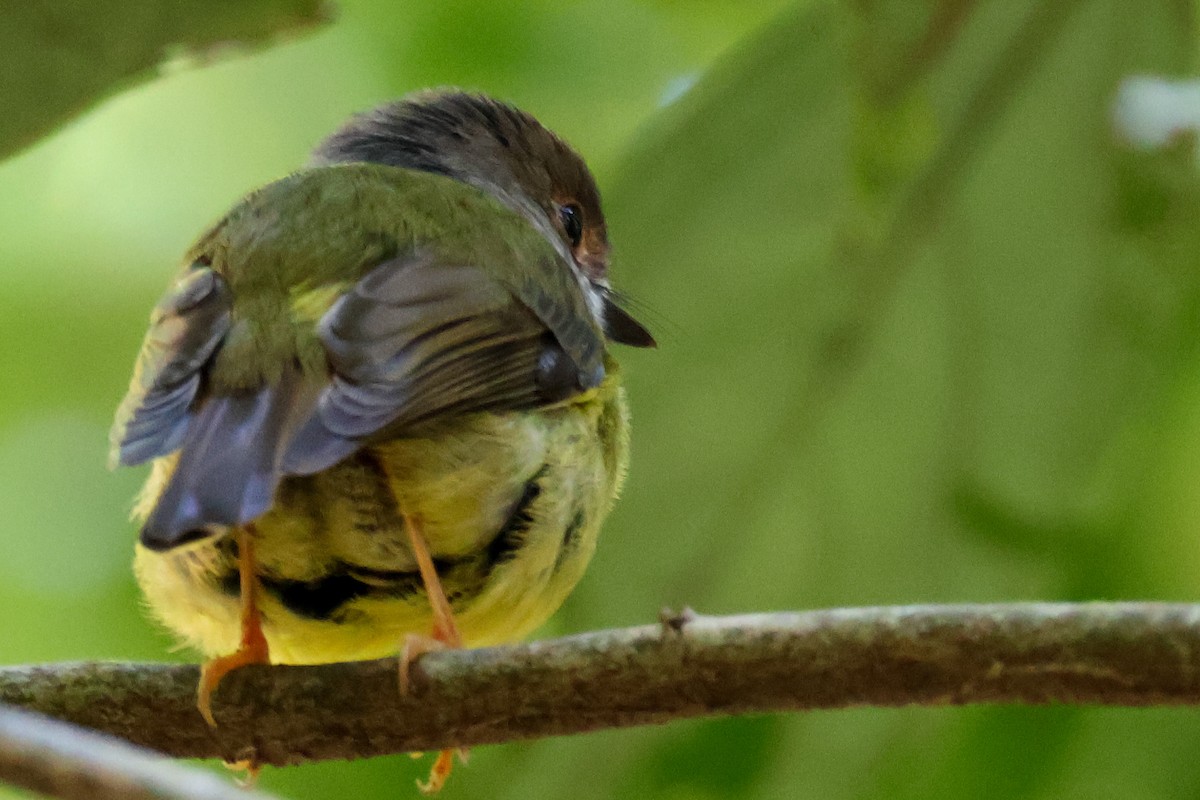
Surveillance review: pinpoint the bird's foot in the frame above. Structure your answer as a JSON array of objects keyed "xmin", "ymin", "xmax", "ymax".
[
  {"xmin": 198, "ymin": 525, "xmax": 271, "ymax": 727},
  {"xmin": 398, "ymin": 632, "xmax": 448, "ymax": 696},
  {"xmin": 399, "ymin": 514, "xmax": 469, "ymax": 794},
  {"xmin": 415, "ymin": 748, "xmax": 471, "ymax": 795},
  {"xmin": 224, "ymin": 751, "xmax": 263, "ymax": 787},
  {"xmin": 398, "ymin": 633, "xmax": 471, "ymax": 795},
  {"xmin": 198, "ymin": 630, "xmax": 270, "ymax": 727}
]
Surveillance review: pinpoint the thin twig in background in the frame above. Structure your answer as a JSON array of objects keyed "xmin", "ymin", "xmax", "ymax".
[
  {"xmin": 2, "ymin": 603, "xmax": 1200, "ymax": 767},
  {"xmin": 0, "ymin": 703, "xmax": 285, "ymax": 800}
]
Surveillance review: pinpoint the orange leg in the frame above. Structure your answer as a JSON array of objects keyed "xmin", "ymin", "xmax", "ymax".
[
  {"xmin": 198, "ymin": 524, "xmax": 271, "ymax": 728},
  {"xmin": 399, "ymin": 515, "xmax": 467, "ymax": 795}
]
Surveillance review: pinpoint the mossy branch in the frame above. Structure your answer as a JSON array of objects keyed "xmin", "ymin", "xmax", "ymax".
[{"xmin": 3, "ymin": 603, "xmax": 1200, "ymax": 767}]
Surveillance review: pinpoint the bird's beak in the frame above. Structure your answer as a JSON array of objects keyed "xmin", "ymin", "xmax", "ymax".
[{"xmin": 603, "ymin": 296, "xmax": 656, "ymax": 348}]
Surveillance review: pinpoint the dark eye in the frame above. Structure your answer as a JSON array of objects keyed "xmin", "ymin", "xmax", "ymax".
[{"xmin": 559, "ymin": 204, "xmax": 583, "ymax": 248}]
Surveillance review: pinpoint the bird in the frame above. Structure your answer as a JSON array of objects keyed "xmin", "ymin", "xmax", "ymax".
[{"xmin": 109, "ymin": 89, "xmax": 653, "ymax": 793}]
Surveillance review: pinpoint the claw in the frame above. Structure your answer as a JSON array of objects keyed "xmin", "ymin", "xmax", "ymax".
[
  {"xmin": 197, "ymin": 525, "xmax": 270, "ymax": 727},
  {"xmin": 224, "ymin": 753, "xmax": 262, "ymax": 788},
  {"xmin": 400, "ymin": 515, "xmax": 469, "ymax": 794}
]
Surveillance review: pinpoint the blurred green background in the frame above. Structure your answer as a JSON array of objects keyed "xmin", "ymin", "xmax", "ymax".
[{"xmin": 4, "ymin": 1, "xmax": 1200, "ymax": 798}]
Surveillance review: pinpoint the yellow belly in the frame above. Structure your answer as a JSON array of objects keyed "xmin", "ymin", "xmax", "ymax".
[{"xmin": 133, "ymin": 375, "xmax": 629, "ymax": 663}]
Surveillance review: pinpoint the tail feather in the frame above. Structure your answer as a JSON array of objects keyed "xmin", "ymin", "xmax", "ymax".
[{"xmin": 140, "ymin": 369, "xmax": 320, "ymax": 551}]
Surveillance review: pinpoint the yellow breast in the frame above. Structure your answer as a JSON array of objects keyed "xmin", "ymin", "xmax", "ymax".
[{"xmin": 133, "ymin": 369, "xmax": 630, "ymax": 664}]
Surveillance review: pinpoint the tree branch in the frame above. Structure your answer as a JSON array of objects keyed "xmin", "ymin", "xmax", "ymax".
[
  {"xmin": 0, "ymin": 704, "xmax": 286, "ymax": 800},
  {"xmin": 3, "ymin": 603, "xmax": 1200, "ymax": 766}
]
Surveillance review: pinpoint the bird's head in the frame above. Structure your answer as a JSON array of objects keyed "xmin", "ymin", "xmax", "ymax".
[{"xmin": 311, "ymin": 89, "xmax": 654, "ymax": 348}]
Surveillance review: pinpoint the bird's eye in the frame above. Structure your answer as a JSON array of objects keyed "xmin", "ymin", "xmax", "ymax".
[{"xmin": 559, "ymin": 204, "xmax": 583, "ymax": 248}]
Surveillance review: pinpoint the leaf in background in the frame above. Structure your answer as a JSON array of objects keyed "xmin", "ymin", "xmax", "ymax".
[
  {"xmin": 0, "ymin": 0, "xmax": 333, "ymax": 160},
  {"xmin": 569, "ymin": 0, "xmax": 1200, "ymax": 797},
  {"xmin": 602, "ymin": 0, "xmax": 1200, "ymax": 618}
]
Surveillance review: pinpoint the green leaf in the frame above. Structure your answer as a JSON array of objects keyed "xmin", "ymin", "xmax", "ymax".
[
  {"xmin": 0, "ymin": 0, "xmax": 332, "ymax": 160},
  {"xmin": 585, "ymin": 0, "xmax": 1200, "ymax": 796},
  {"xmin": 607, "ymin": 0, "xmax": 1200, "ymax": 612}
]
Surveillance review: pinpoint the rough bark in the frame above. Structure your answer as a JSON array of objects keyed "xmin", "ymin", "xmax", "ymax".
[{"xmin": 3, "ymin": 604, "xmax": 1200, "ymax": 767}]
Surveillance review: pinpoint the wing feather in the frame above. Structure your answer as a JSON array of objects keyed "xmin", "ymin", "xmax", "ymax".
[
  {"xmin": 139, "ymin": 370, "xmax": 322, "ymax": 550},
  {"xmin": 108, "ymin": 266, "xmax": 231, "ymax": 468},
  {"xmin": 282, "ymin": 251, "xmax": 598, "ymax": 475},
  {"xmin": 115, "ymin": 234, "xmax": 610, "ymax": 547}
]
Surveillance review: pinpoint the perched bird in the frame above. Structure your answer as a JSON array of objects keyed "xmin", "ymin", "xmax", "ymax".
[{"xmin": 109, "ymin": 90, "xmax": 653, "ymax": 792}]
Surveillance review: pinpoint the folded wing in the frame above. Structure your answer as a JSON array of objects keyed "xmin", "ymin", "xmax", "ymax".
[{"xmin": 111, "ymin": 248, "xmax": 607, "ymax": 550}]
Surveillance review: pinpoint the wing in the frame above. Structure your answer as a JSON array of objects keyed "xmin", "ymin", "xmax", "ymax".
[
  {"xmin": 108, "ymin": 262, "xmax": 318, "ymax": 549},
  {"xmin": 118, "ymin": 249, "xmax": 608, "ymax": 549},
  {"xmin": 108, "ymin": 265, "xmax": 232, "ymax": 469},
  {"xmin": 282, "ymin": 249, "xmax": 602, "ymax": 475},
  {"xmin": 139, "ymin": 368, "xmax": 323, "ymax": 549}
]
